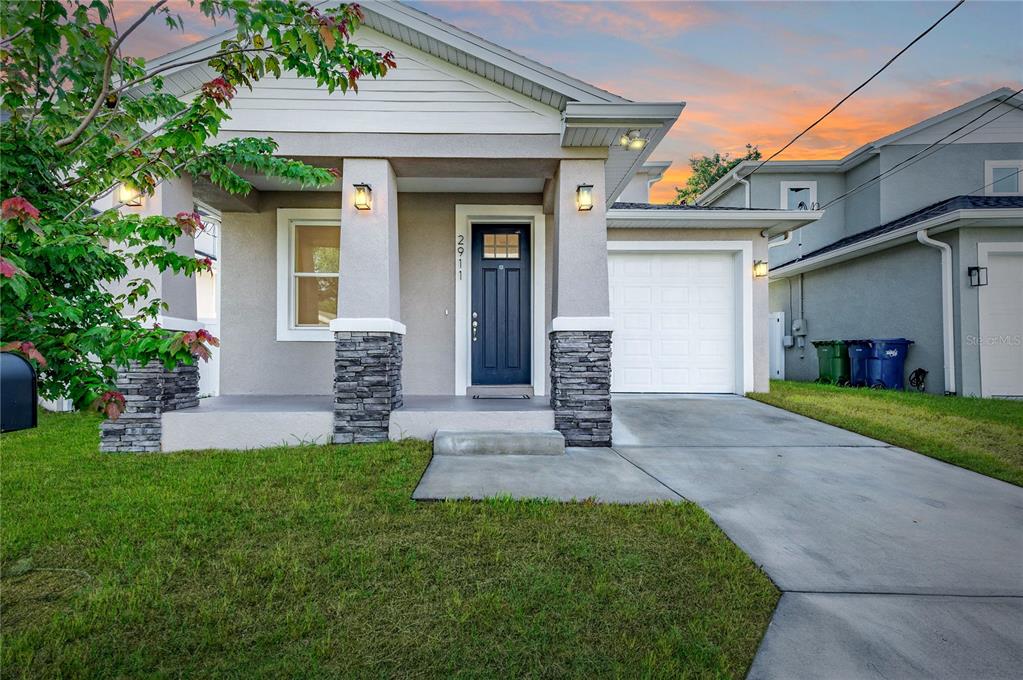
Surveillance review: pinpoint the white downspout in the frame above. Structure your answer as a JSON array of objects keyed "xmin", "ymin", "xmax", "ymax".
[
  {"xmin": 916, "ymin": 229, "xmax": 956, "ymax": 395},
  {"xmin": 733, "ymin": 170, "xmax": 750, "ymax": 208}
]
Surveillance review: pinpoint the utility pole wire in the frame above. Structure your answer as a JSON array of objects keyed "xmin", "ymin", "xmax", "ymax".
[{"xmin": 746, "ymin": 0, "xmax": 966, "ymax": 179}]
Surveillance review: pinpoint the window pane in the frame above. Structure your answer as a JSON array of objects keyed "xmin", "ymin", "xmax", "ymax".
[
  {"xmin": 992, "ymin": 166, "xmax": 1020, "ymax": 193},
  {"xmin": 507, "ymin": 233, "xmax": 520, "ymax": 258},
  {"xmin": 295, "ymin": 276, "xmax": 338, "ymax": 326},
  {"xmin": 482, "ymin": 231, "xmax": 521, "ymax": 259},
  {"xmin": 294, "ymin": 225, "xmax": 340, "ymax": 273},
  {"xmin": 787, "ymin": 187, "xmax": 811, "ymax": 210}
]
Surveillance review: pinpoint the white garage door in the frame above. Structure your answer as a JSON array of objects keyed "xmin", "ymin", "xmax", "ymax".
[
  {"xmin": 609, "ymin": 251, "xmax": 737, "ymax": 393},
  {"xmin": 980, "ymin": 248, "xmax": 1023, "ymax": 397}
]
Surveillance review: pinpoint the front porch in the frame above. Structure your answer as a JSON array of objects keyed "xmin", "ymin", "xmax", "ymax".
[{"xmin": 161, "ymin": 394, "xmax": 554, "ymax": 452}]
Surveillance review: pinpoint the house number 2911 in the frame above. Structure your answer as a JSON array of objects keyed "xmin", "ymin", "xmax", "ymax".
[{"xmin": 456, "ymin": 234, "xmax": 465, "ymax": 280}]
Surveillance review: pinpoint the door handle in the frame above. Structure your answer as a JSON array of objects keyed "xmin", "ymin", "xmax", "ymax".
[{"xmin": 472, "ymin": 319, "xmax": 478, "ymax": 342}]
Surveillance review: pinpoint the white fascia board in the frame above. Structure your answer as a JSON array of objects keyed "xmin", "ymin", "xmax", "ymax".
[
  {"xmin": 562, "ymin": 102, "xmax": 685, "ymax": 128},
  {"xmin": 361, "ymin": 0, "xmax": 628, "ymax": 105},
  {"xmin": 606, "ymin": 209, "xmax": 824, "ymax": 235},
  {"xmin": 769, "ymin": 208, "xmax": 1023, "ymax": 278},
  {"xmin": 872, "ymin": 87, "xmax": 1021, "ymax": 147}
]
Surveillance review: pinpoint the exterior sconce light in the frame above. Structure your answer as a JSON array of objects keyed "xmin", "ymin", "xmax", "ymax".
[
  {"xmin": 619, "ymin": 129, "xmax": 647, "ymax": 151},
  {"xmin": 753, "ymin": 260, "xmax": 769, "ymax": 278},
  {"xmin": 967, "ymin": 266, "xmax": 988, "ymax": 287},
  {"xmin": 353, "ymin": 183, "xmax": 372, "ymax": 210},
  {"xmin": 576, "ymin": 184, "xmax": 594, "ymax": 211},
  {"xmin": 118, "ymin": 183, "xmax": 143, "ymax": 207}
]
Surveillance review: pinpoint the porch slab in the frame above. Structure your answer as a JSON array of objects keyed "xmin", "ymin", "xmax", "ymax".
[
  {"xmin": 162, "ymin": 395, "xmax": 333, "ymax": 451},
  {"xmin": 412, "ymin": 447, "xmax": 682, "ymax": 503},
  {"xmin": 390, "ymin": 395, "xmax": 553, "ymax": 441}
]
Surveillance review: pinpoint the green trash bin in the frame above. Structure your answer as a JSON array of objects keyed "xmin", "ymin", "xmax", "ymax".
[{"xmin": 812, "ymin": 340, "xmax": 850, "ymax": 385}]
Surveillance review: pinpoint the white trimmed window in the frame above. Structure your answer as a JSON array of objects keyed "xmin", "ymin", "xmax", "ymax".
[
  {"xmin": 985, "ymin": 160, "xmax": 1023, "ymax": 196},
  {"xmin": 276, "ymin": 208, "xmax": 341, "ymax": 341},
  {"xmin": 780, "ymin": 181, "xmax": 817, "ymax": 210}
]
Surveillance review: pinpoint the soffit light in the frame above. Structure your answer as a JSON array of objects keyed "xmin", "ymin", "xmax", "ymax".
[
  {"xmin": 619, "ymin": 129, "xmax": 647, "ymax": 151},
  {"xmin": 118, "ymin": 183, "xmax": 143, "ymax": 207},
  {"xmin": 353, "ymin": 183, "xmax": 372, "ymax": 210},
  {"xmin": 576, "ymin": 184, "xmax": 594, "ymax": 211}
]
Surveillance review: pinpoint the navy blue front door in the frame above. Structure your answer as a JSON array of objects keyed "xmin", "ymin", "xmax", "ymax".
[{"xmin": 471, "ymin": 224, "xmax": 531, "ymax": 385}]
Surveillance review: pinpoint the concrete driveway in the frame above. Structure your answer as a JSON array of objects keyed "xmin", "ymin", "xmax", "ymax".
[
  {"xmin": 414, "ymin": 395, "xmax": 1023, "ymax": 678},
  {"xmin": 612, "ymin": 395, "xmax": 1023, "ymax": 680}
]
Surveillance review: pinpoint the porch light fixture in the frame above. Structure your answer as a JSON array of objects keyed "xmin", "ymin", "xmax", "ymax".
[
  {"xmin": 619, "ymin": 129, "xmax": 647, "ymax": 151},
  {"xmin": 753, "ymin": 259, "xmax": 769, "ymax": 278},
  {"xmin": 352, "ymin": 183, "xmax": 372, "ymax": 211},
  {"xmin": 967, "ymin": 266, "xmax": 988, "ymax": 287},
  {"xmin": 118, "ymin": 183, "xmax": 143, "ymax": 207},
  {"xmin": 576, "ymin": 184, "xmax": 594, "ymax": 211}
]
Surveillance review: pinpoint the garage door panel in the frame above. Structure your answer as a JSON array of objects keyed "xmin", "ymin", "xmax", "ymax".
[{"xmin": 610, "ymin": 250, "xmax": 736, "ymax": 394}]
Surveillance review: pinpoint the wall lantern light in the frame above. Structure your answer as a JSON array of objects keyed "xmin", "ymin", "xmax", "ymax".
[
  {"xmin": 753, "ymin": 259, "xmax": 769, "ymax": 278},
  {"xmin": 118, "ymin": 183, "xmax": 143, "ymax": 207},
  {"xmin": 967, "ymin": 266, "xmax": 988, "ymax": 287},
  {"xmin": 576, "ymin": 184, "xmax": 594, "ymax": 211},
  {"xmin": 619, "ymin": 129, "xmax": 647, "ymax": 151},
  {"xmin": 353, "ymin": 183, "xmax": 372, "ymax": 210}
]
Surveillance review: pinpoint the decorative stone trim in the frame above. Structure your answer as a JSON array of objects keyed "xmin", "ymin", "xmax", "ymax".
[
  {"xmin": 549, "ymin": 330, "xmax": 612, "ymax": 447},
  {"xmin": 334, "ymin": 331, "xmax": 403, "ymax": 444},
  {"xmin": 99, "ymin": 361, "xmax": 199, "ymax": 453}
]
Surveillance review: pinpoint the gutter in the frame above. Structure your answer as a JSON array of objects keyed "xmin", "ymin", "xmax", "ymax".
[
  {"xmin": 767, "ymin": 231, "xmax": 793, "ymax": 248},
  {"xmin": 916, "ymin": 229, "xmax": 956, "ymax": 395},
  {"xmin": 733, "ymin": 170, "xmax": 750, "ymax": 208}
]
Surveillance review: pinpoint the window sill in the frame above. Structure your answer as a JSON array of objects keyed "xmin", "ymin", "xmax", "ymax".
[{"xmin": 276, "ymin": 328, "xmax": 334, "ymax": 342}]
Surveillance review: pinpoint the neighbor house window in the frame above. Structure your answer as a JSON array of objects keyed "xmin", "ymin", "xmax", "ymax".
[
  {"xmin": 276, "ymin": 208, "xmax": 342, "ymax": 341},
  {"xmin": 292, "ymin": 224, "xmax": 340, "ymax": 327},
  {"xmin": 985, "ymin": 160, "xmax": 1023, "ymax": 196},
  {"xmin": 780, "ymin": 181, "xmax": 817, "ymax": 210}
]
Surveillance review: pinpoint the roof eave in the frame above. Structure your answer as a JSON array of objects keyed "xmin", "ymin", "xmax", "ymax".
[
  {"xmin": 606, "ymin": 209, "xmax": 824, "ymax": 235},
  {"xmin": 770, "ymin": 208, "xmax": 1023, "ymax": 278}
]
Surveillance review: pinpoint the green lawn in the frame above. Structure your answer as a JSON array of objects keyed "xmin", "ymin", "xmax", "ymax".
[
  {"xmin": 1, "ymin": 411, "xmax": 777, "ymax": 679},
  {"xmin": 750, "ymin": 381, "xmax": 1023, "ymax": 486}
]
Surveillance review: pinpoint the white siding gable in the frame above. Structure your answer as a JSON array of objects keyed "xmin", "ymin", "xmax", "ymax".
[
  {"xmin": 215, "ymin": 27, "xmax": 561, "ymax": 135},
  {"xmin": 892, "ymin": 101, "xmax": 1023, "ymax": 146}
]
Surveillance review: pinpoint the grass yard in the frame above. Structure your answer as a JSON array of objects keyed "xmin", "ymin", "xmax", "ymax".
[
  {"xmin": 750, "ymin": 381, "xmax": 1023, "ymax": 486},
  {"xmin": 1, "ymin": 411, "xmax": 777, "ymax": 679}
]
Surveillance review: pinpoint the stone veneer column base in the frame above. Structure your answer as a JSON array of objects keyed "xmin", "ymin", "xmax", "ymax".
[
  {"xmin": 99, "ymin": 362, "xmax": 199, "ymax": 452},
  {"xmin": 334, "ymin": 332, "xmax": 403, "ymax": 444},
  {"xmin": 549, "ymin": 330, "xmax": 612, "ymax": 447}
]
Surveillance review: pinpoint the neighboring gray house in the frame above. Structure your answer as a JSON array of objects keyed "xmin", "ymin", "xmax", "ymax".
[
  {"xmin": 698, "ymin": 88, "xmax": 1023, "ymax": 398},
  {"xmin": 101, "ymin": 0, "xmax": 821, "ymax": 453}
]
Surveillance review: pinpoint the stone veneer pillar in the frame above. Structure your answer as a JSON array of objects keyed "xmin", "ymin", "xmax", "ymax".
[
  {"xmin": 99, "ymin": 362, "xmax": 199, "ymax": 452},
  {"xmin": 333, "ymin": 331, "xmax": 403, "ymax": 444},
  {"xmin": 549, "ymin": 330, "xmax": 612, "ymax": 446}
]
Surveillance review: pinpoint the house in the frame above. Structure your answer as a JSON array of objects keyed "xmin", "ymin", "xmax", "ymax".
[
  {"xmin": 99, "ymin": 0, "xmax": 822, "ymax": 453},
  {"xmin": 698, "ymin": 88, "xmax": 1023, "ymax": 398}
]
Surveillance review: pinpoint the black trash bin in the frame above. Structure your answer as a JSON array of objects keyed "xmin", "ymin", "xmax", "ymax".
[
  {"xmin": 866, "ymin": 338, "xmax": 914, "ymax": 390},
  {"xmin": 847, "ymin": 340, "xmax": 871, "ymax": 387},
  {"xmin": 1, "ymin": 352, "xmax": 38, "ymax": 432}
]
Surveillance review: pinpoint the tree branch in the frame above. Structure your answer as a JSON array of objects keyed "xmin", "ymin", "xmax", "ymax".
[
  {"xmin": 111, "ymin": 46, "xmax": 271, "ymax": 97},
  {"xmin": 54, "ymin": 0, "xmax": 168, "ymax": 149}
]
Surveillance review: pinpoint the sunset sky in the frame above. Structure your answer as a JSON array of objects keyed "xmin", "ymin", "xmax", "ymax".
[{"xmin": 121, "ymin": 0, "xmax": 1023, "ymax": 202}]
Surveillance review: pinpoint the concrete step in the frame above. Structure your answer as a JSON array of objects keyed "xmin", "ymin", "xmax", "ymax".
[
  {"xmin": 467, "ymin": 385, "xmax": 534, "ymax": 398},
  {"xmin": 433, "ymin": 429, "xmax": 565, "ymax": 456}
]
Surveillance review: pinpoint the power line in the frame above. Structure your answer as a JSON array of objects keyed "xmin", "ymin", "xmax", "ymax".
[
  {"xmin": 746, "ymin": 0, "xmax": 966, "ymax": 179},
  {"xmin": 819, "ymin": 88, "xmax": 1023, "ymax": 210}
]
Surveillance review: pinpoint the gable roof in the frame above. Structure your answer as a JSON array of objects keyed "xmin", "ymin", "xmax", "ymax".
[
  {"xmin": 772, "ymin": 194, "xmax": 1023, "ymax": 275},
  {"xmin": 697, "ymin": 87, "xmax": 1023, "ymax": 205}
]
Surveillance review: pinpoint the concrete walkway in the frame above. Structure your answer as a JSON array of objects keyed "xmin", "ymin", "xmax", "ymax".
[{"xmin": 413, "ymin": 395, "xmax": 1023, "ymax": 678}]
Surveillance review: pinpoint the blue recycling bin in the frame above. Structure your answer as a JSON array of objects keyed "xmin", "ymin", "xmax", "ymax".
[
  {"xmin": 847, "ymin": 340, "xmax": 871, "ymax": 387},
  {"xmin": 866, "ymin": 338, "xmax": 914, "ymax": 390}
]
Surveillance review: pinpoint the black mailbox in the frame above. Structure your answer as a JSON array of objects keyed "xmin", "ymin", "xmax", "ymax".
[{"xmin": 1, "ymin": 352, "xmax": 38, "ymax": 432}]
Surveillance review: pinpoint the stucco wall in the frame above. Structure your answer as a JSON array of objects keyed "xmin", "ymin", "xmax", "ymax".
[
  {"xmin": 770, "ymin": 239, "xmax": 947, "ymax": 393},
  {"xmin": 219, "ymin": 191, "xmax": 544, "ymax": 396},
  {"xmin": 843, "ymin": 155, "xmax": 881, "ymax": 237},
  {"xmin": 607, "ymin": 228, "xmax": 770, "ymax": 392},
  {"xmin": 879, "ymin": 143, "xmax": 1023, "ymax": 222}
]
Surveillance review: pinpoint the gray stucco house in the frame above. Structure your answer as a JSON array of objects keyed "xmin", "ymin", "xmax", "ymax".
[
  {"xmin": 698, "ymin": 88, "xmax": 1023, "ymax": 398},
  {"xmin": 100, "ymin": 0, "xmax": 821, "ymax": 453}
]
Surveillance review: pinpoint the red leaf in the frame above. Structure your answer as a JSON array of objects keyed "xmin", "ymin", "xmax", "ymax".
[
  {"xmin": 2, "ymin": 196, "xmax": 40, "ymax": 222},
  {"xmin": 1, "ymin": 340, "xmax": 46, "ymax": 367},
  {"xmin": 0, "ymin": 257, "xmax": 16, "ymax": 278}
]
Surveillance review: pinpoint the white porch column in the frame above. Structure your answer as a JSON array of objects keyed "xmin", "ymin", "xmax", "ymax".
[
  {"xmin": 336, "ymin": 158, "xmax": 402, "ymax": 328},
  {"xmin": 549, "ymin": 159, "xmax": 612, "ymax": 447},
  {"xmin": 331, "ymin": 158, "xmax": 404, "ymax": 444}
]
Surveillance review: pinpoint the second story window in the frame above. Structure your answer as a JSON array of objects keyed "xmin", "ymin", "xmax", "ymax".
[
  {"xmin": 780, "ymin": 181, "xmax": 817, "ymax": 210},
  {"xmin": 985, "ymin": 161, "xmax": 1023, "ymax": 196}
]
